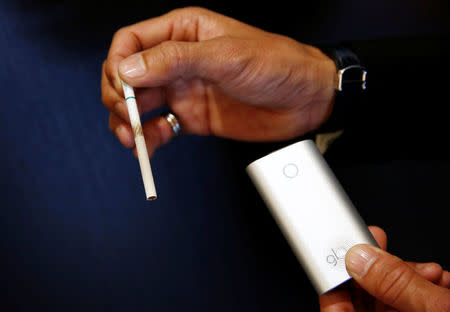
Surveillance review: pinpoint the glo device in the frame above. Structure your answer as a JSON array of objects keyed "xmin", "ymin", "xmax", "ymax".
[{"xmin": 246, "ymin": 139, "xmax": 377, "ymax": 294}]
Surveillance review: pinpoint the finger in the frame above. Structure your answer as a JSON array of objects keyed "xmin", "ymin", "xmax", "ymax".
[
  {"xmin": 134, "ymin": 86, "xmax": 166, "ymax": 114},
  {"xmin": 438, "ymin": 270, "xmax": 450, "ymax": 288},
  {"xmin": 118, "ymin": 37, "xmax": 252, "ymax": 89},
  {"xmin": 368, "ymin": 225, "xmax": 387, "ymax": 251},
  {"xmin": 104, "ymin": 26, "xmax": 144, "ymax": 94},
  {"xmin": 109, "ymin": 113, "xmax": 135, "ymax": 148},
  {"xmin": 345, "ymin": 244, "xmax": 450, "ymax": 312},
  {"xmin": 406, "ymin": 262, "xmax": 444, "ymax": 284},
  {"xmin": 351, "ymin": 281, "xmax": 376, "ymax": 312},
  {"xmin": 318, "ymin": 285, "xmax": 355, "ymax": 312},
  {"xmin": 318, "ymin": 226, "xmax": 387, "ymax": 312},
  {"xmin": 164, "ymin": 78, "xmax": 211, "ymax": 135},
  {"xmin": 102, "ymin": 61, "xmax": 124, "ymax": 111},
  {"xmin": 103, "ymin": 81, "xmax": 130, "ymax": 123},
  {"xmin": 103, "ymin": 75, "xmax": 166, "ymax": 124},
  {"xmin": 133, "ymin": 115, "xmax": 177, "ymax": 158},
  {"xmin": 115, "ymin": 86, "xmax": 166, "ymax": 123},
  {"xmin": 379, "ymin": 308, "xmax": 397, "ymax": 312},
  {"xmin": 105, "ymin": 7, "xmax": 227, "ymax": 95}
]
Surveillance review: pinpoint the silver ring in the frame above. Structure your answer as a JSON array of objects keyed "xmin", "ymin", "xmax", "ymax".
[{"xmin": 164, "ymin": 112, "xmax": 181, "ymax": 136}]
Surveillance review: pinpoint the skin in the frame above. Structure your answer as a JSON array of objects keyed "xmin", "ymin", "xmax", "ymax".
[
  {"xmin": 101, "ymin": 7, "xmax": 336, "ymax": 157},
  {"xmin": 101, "ymin": 7, "xmax": 450, "ymax": 311},
  {"xmin": 319, "ymin": 227, "xmax": 450, "ymax": 312}
]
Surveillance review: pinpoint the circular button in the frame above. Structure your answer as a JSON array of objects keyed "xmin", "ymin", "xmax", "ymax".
[{"xmin": 283, "ymin": 163, "xmax": 298, "ymax": 178}]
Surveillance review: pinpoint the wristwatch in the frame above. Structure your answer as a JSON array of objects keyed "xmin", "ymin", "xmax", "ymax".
[
  {"xmin": 316, "ymin": 45, "xmax": 367, "ymax": 133},
  {"xmin": 322, "ymin": 46, "xmax": 367, "ymax": 91}
]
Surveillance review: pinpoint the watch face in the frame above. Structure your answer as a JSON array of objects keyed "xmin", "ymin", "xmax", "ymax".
[{"xmin": 338, "ymin": 65, "xmax": 367, "ymax": 91}]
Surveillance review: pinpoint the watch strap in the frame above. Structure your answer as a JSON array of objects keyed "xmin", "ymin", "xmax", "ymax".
[
  {"xmin": 321, "ymin": 46, "xmax": 367, "ymax": 91},
  {"xmin": 323, "ymin": 46, "xmax": 362, "ymax": 69},
  {"xmin": 316, "ymin": 45, "xmax": 367, "ymax": 133}
]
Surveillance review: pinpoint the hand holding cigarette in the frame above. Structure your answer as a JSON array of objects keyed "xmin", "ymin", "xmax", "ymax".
[
  {"xmin": 102, "ymin": 7, "xmax": 335, "ymax": 146},
  {"xmin": 102, "ymin": 7, "xmax": 336, "ymax": 197}
]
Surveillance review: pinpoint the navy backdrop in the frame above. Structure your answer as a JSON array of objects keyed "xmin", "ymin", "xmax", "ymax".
[{"xmin": 1, "ymin": 0, "xmax": 449, "ymax": 311}]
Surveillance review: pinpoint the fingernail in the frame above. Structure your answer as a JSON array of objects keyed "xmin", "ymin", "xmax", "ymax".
[
  {"xmin": 119, "ymin": 54, "xmax": 146, "ymax": 78},
  {"xmin": 346, "ymin": 244, "xmax": 379, "ymax": 279}
]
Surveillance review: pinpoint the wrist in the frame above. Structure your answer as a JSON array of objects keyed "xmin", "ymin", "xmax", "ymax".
[{"xmin": 298, "ymin": 45, "xmax": 338, "ymax": 132}]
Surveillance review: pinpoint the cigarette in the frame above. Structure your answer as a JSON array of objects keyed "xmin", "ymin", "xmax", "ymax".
[{"xmin": 121, "ymin": 81, "xmax": 157, "ymax": 200}]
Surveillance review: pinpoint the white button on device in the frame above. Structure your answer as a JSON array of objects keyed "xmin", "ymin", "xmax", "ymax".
[{"xmin": 283, "ymin": 163, "xmax": 298, "ymax": 178}]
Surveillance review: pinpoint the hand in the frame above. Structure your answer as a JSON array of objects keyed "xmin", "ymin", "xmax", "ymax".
[
  {"xmin": 319, "ymin": 226, "xmax": 450, "ymax": 312},
  {"xmin": 101, "ymin": 7, "xmax": 336, "ymax": 156}
]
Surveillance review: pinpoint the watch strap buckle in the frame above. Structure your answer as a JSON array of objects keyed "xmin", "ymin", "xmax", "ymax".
[{"xmin": 336, "ymin": 65, "xmax": 367, "ymax": 91}]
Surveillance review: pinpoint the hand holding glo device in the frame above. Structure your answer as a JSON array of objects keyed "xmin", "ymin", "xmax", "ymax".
[{"xmin": 247, "ymin": 140, "xmax": 377, "ymax": 294}]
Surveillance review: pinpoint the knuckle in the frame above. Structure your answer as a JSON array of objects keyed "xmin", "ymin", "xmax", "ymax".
[
  {"xmin": 218, "ymin": 36, "xmax": 242, "ymax": 57},
  {"xmin": 100, "ymin": 87, "xmax": 114, "ymax": 110},
  {"xmin": 156, "ymin": 41, "xmax": 185, "ymax": 76},
  {"xmin": 170, "ymin": 6, "xmax": 209, "ymax": 16},
  {"xmin": 112, "ymin": 26, "xmax": 129, "ymax": 42},
  {"xmin": 376, "ymin": 260, "xmax": 416, "ymax": 306},
  {"xmin": 103, "ymin": 58, "xmax": 118, "ymax": 85},
  {"xmin": 217, "ymin": 37, "xmax": 257, "ymax": 81}
]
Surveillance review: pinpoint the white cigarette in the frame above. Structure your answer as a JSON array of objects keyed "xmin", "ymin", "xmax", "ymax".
[{"xmin": 121, "ymin": 81, "xmax": 157, "ymax": 200}]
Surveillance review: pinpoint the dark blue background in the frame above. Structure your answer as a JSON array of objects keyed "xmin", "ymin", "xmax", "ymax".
[{"xmin": 1, "ymin": 0, "xmax": 449, "ymax": 311}]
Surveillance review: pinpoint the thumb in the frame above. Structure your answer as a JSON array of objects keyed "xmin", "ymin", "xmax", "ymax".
[
  {"xmin": 345, "ymin": 244, "xmax": 450, "ymax": 312},
  {"xmin": 118, "ymin": 38, "xmax": 248, "ymax": 88}
]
